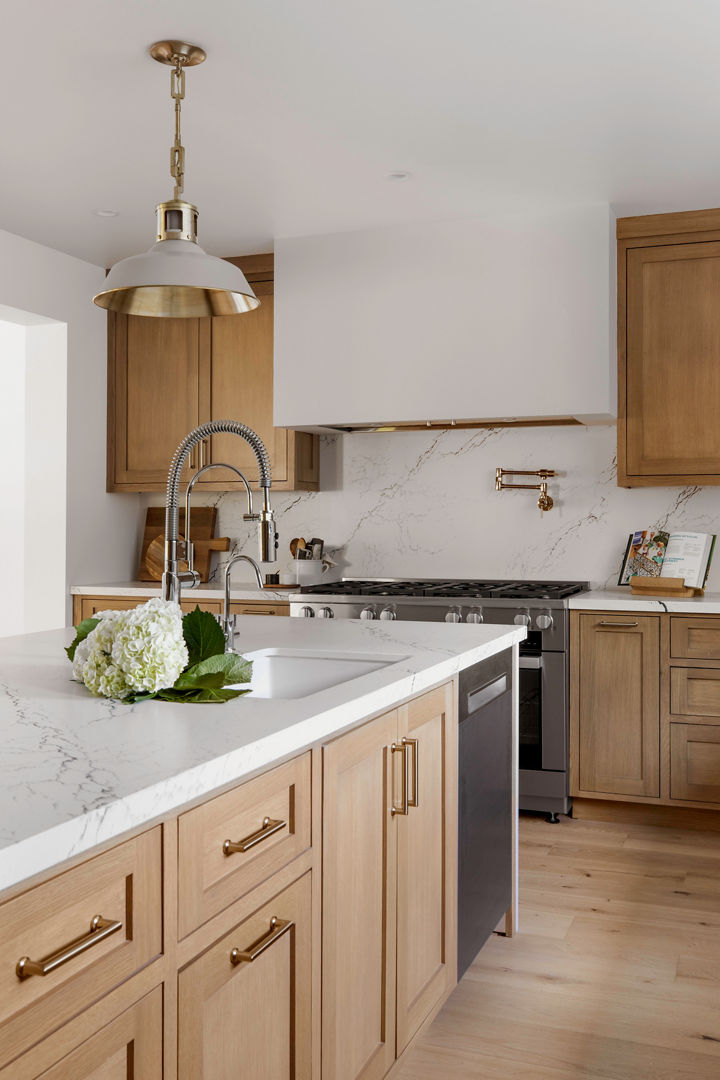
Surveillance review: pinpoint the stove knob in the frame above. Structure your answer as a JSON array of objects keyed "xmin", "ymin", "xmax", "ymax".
[
  {"xmin": 360, "ymin": 605, "xmax": 378, "ymax": 620},
  {"xmin": 466, "ymin": 607, "xmax": 484, "ymax": 624},
  {"xmin": 317, "ymin": 606, "xmax": 335, "ymax": 619},
  {"xmin": 298, "ymin": 606, "xmax": 315, "ymax": 618},
  {"xmin": 445, "ymin": 606, "xmax": 463, "ymax": 623},
  {"xmin": 514, "ymin": 608, "xmax": 532, "ymax": 627},
  {"xmin": 379, "ymin": 604, "xmax": 397, "ymax": 621},
  {"xmin": 536, "ymin": 610, "xmax": 554, "ymax": 631}
]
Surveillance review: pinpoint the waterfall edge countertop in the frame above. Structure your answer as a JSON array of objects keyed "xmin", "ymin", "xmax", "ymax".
[
  {"xmin": 0, "ymin": 617, "xmax": 524, "ymax": 893},
  {"xmin": 569, "ymin": 587, "xmax": 720, "ymax": 613}
]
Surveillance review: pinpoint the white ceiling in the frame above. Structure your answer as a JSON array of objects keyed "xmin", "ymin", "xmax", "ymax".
[{"xmin": 4, "ymin": 0, "xmax": 720, "ymax": 267}]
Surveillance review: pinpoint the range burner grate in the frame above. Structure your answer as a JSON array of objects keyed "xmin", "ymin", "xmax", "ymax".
[{"xmin": 300, "ymin": 579, "xmax": 587, "ymax": 600}]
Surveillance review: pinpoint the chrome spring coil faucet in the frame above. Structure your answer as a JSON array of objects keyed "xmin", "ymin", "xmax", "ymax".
[{"xmin": 162, "ymin": 420, "xmax": 278, "ymax": 605}]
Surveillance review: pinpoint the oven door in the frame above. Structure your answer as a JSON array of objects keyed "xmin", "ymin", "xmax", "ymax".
[{"xmin": 518, "ymin": 650, "xmax": 567, "ymax": 773}]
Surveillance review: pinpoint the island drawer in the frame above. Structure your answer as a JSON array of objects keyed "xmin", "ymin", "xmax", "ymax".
[
  {"xmin": 670, "ymin": 723, "xmax": 720, "ymax": 803},
  {"xmin": 178, "ymin": 753, "xmax": 311, "ymax": 938},
  {"xmin": 0, "ymin": 827, "xmax": 162, "ymax": 1069},
  {"xmin": 670, "ymin": 616, "xmax": 720, "ymax": 661}
]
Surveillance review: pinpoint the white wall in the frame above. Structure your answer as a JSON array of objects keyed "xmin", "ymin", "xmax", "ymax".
[
  {"xmin": 0, "ymin": 322, "xmax": 26, "ymax": 635},
  {"xmin": 274, "ymin": 205, "xmax": 615, "ymax": 429},
  {"xmin": 0, "ymin": 230, "xmax": 140, "ymax": 624}
]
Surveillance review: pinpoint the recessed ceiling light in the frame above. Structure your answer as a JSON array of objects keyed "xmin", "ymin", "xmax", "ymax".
[
  {"xmin": 93, "ymin": 208, "xmax": 120, "ymax": 218},
  {"xmin": 386, "ymin": 171, "xmax": 412, "ymax": 182}
]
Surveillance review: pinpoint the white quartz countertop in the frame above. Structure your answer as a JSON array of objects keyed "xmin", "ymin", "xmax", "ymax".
[
  {"xmin": 0, "ymin": 617, "xmax": 523, "ymax": 893},
  {"xmin": 570, "ymin": 587, "xmax": 720, "ymax": 614},
  {"xmin": 70, "ymin": 581, "xmax": 298, "ymax": 603}
]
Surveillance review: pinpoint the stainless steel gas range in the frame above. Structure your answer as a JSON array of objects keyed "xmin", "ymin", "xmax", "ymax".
[{"xmin": 290, "ymin": 578, "xmax": 588, "ymax": 820}]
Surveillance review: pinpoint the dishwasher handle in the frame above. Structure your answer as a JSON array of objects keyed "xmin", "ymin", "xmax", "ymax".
[{"xmin": 466, "ymin": 673, "xmax": 508, "ymax": 715}]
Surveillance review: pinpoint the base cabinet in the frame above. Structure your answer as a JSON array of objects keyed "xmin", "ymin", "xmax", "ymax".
[
  {"xmin": 572, "ymin": 613, "xmax": 660, "ymax": 798},
  {"xmin": 178, "ymin": 874, "xmax": 312, "ymax": 1080},
  {"xmin": 3, "ymin": 987, "xmax": 162, "ymax": 1080},
  {"xmin": 572, "ymin": 611, "xmax": 720, "ymax": 809},
  {"xmin": 322, "ymin": 685, "xmax": 457, "ymax": 1080}
]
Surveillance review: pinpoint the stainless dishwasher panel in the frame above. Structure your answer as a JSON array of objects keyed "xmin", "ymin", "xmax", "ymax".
[{"xmin": 458, "ymin": 649, "xmax": 513, "ymax": 979}]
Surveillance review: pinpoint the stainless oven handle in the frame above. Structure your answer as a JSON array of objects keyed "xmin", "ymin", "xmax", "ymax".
[
  {"xmin": 467, "ymin": 674, "xmax": 508, "ymax": 714},
  {"xmin": 518, "ymin": 656, "xmax": 543, "ymax": 669}
]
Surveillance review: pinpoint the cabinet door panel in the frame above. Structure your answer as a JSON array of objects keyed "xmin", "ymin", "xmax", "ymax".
[
  {"xmin": 111, "ymin": 314, "xmax": 204, "ymax": 487},
  {"xmin": 670, "ymin": 723, "xmax": 720, "ymax": 803},
  {"xmin": 203, "ymin": 289, "xmax": 290, "ymax": 485},
  {"xmin": 3, "ymin": 986, "xmax": 162, "ymax": 1080},
  {"xmin": 322, "ymin": 711, "xmax": 398, "ymax": 1080},
  {"xmin": 178, "ymin": 873, "xmax": 311, "ymax": 1080},
  {"xmin": 626, "ymin": 243, "xmax": 720, "ymax": 479},
  {"xmin": 396, "ymin": 685, "xmax": 457, "ymax": 1053},
  {"xmin": 575, "ymin": 614, "xmax": 660, "ymax": 797}
]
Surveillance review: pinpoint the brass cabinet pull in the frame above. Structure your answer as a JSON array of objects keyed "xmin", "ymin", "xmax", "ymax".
[
  {"xmin": 223, "ymin": 816, "xmax": 286, "ymax": 856},
  {"xmin": 599, "ymin": 620, "xmax": 639, "ymax": 628},
  {"xmin": 391, "ymin": 742, "xmax": 409, "ymax": 816},
  {"xmin": 230, "ymin": 916, "xmax": 293, "ymax": 965},
  {"xmin": 15, "ymin": 915, "xmax": 122, "ymax": 980},
  {"xmin": 403, "ymin": 737, "xmax": 420, "ymax": 808}
]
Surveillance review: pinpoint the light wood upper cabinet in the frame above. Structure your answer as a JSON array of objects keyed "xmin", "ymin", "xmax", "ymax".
[
  {"xmin": 618, "ymin": 210, "xmax": 720, "ymax": 486},
  {"xmin": 107, "ymin": 255, "xmax": 319, "ymax": 493},
  {"xmin": 178, "ymin": 873, "xmax": 312, "ymax": 1080},
  {"xmin": 572, "ymin": 613, "xmax": 660, "ymax": 798}
]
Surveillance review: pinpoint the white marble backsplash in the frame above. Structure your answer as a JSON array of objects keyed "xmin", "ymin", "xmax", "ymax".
[{"xmin": 144, "ymin": 424, "xmax": 720, "ymax": 591}]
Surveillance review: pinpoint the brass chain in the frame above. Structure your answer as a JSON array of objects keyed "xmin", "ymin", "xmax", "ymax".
[{"xmin": 170, "ymin": 56, "xmax": 186, "ymax": 199}]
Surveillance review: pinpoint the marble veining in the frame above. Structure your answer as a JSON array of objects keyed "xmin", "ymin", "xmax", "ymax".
[
  {"xmin": 142, "ymin": 425, "xmax": 720, "ymax": 591},
  {"xmin": 0, "ymin": 618, "xmax": 522, "ymax": 892}
]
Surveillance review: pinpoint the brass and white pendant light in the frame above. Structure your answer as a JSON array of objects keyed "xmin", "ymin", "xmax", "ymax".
[{"xmin": 93, "ymin": 40, "xmax": 259, "ymax": 318}]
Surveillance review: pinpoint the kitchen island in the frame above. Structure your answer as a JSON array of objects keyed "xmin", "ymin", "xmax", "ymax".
[{"xmin": 0, "ymin": 616, "xmax": 523, "ymax": 1080}]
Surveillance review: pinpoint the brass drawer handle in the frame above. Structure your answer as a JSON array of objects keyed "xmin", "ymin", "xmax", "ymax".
[
  {"xmin": 230, "ymin": 916, "xmax": 293, "ymax": 965},
  {"xmin": 223, "ymin": 816, "xmax": 286, "ymax": 856},
  {"xmin": 599, "ymin": 620, "xmax": 639, "ymax": 628},
  {"xmin": 403, "ymin": 737, "xmax": 420, "ymax": 808},
  {"xmin": 391, "ymin": 742, "xmax": 409, "ymax": 816},
  {"xmin": 16, "ymin": 915, "xmax": 122, "ymax": 980}
]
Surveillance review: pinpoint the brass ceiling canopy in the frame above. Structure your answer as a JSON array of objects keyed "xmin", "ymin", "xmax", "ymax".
[{"xmin": 93, "ymin": 40, "xmax": 259, "ymax": 318}]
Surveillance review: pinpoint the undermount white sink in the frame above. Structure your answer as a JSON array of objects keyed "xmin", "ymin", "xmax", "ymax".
[{"xmin": 234, "ymin": 648, "xmax": 408, "ymax": 699}]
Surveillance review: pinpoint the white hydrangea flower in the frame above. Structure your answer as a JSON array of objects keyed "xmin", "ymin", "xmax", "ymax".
[
  {"xmin": 72, "ymin": 600, "xmax": 187, "ymax": 700},
  {"xmin": 72, "ymin": 608, "xmax": 131, "ymax": 699},
  {"xmin": 111, "ymin": 598, "xmax": 188, "ymax": 693}
]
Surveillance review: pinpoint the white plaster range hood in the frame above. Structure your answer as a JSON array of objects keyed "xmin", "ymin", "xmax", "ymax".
[{"xmin": 273, "ymin": 204, "xmax": 616, "ymax": 432}]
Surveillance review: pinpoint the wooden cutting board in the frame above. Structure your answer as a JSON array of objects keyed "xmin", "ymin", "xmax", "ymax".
[{"xmin": 138, "ymin": 507, "xmax": 219, "ymax": 582}]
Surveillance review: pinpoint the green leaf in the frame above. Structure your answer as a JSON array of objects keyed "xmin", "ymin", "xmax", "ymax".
[
  {"xmin": 157, "ymin": 686, "xmax": 252, "ymax": 703},
  {"xmin": 182, "ymin": 606, "xmax": 225, "ymax": 667},
  {"xmin": 121, "ymin": 691, "xmax": 159, "ymax": 705},
  {"xmin": 174, "ymin": 652, "xmax": 253, "ymax": 690},
  {"xmin": 65, "ymin": 618, "xmax": 100, "ymax": 662}
]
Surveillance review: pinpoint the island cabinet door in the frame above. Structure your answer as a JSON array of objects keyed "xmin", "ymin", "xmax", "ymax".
[
  {"xmin": 322, "ymin": 709, "xmax": 399, "ymax": 1080},
  {"xmin": 573, "ymin": 613, "xmax": 660, "ymax": 797},
  {"xmin": 396, "ymin": 683, "xmax": 457, "ymax": 1054},
  {"xmin": 177, "ymin": 873, "xmax": 312, "ymax": 1080}
]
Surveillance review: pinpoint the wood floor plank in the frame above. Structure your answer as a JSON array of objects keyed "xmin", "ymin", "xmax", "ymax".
[{"xmin": 395, "ymin": 812, "xmax": 720, "ymax": 1080}]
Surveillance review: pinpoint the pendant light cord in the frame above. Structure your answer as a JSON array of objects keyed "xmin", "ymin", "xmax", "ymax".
[{"xmin": 170, "ymin": 56, "xmax": 187, "ymax": 199}]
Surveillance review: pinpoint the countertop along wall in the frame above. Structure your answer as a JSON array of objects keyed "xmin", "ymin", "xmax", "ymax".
[{"xmin": 142, "ymin": 423, "xmax": 720, "ymax": 592}]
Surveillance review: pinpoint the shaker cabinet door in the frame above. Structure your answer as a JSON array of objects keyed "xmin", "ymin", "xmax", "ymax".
[
  {"xmin": 574, "ymin": 614, "xmax": 660, "ymax": 797},
  {"xmin": 177, "ymin": 873, "xmax": 312, "ymax": 1080},
  {"xmin": 396, "ymin": 684, "xmax": 457, "ymax": 1054},
  {"xmin": 622, "ymin": 241, "xmax": 720, "ymax": 484},
  {"xmin": 322, "ymin": 711, "xmax": 398, "ymax": 1080},
  {"xmin": 108, "ymin": 312, "xmax": 205, "ymax": 490}
]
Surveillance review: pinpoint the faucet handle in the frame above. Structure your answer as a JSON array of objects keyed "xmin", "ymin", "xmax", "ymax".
[{"xmin": 243, "ymin": 513, "xmax": 261, "ymax": 522}]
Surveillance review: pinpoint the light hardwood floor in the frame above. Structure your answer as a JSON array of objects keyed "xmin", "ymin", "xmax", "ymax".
[{"xmin": 396, "ymin": 812, "xmax": 720, "ymax": 1079}]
